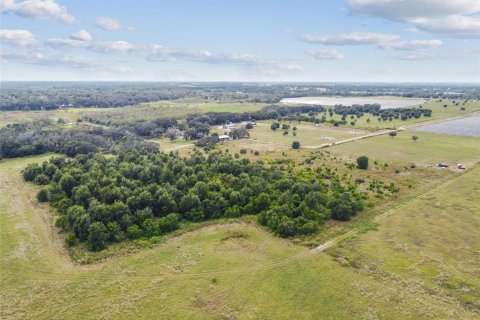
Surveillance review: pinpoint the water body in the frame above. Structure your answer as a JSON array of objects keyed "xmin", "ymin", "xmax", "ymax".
[
  {"xmin": 414, "ymin": 115, "xmax": 480, "ymax": 138},
  {"xmin": 281, "ymin": 96, "xmax": 426, "ymax": 109}
]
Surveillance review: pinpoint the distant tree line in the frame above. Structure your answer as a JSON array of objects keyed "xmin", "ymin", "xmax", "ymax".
[
  {"xmin": 23, "ymin": 150, "xmax": 366, "ymax": 250},
  {"xmin": 0, "ymin": 120, "xmax": 158, "ymax": 159},
  {"xmin": 1, "ymin": 82, "xmax": 477, "ymax": 111}
]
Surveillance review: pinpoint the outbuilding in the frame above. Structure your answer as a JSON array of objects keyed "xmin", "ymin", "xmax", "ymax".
[{"xmin": 219, "ymin": 135, "xmax": 231, "ymax": 142}]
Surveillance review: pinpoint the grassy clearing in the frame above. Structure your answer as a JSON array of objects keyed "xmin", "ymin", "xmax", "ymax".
[
  {"xmin": 329, "ymin": 130, "xmax": 480, "ymax": 167},
  {"xmin": 0, "ymin": 108, "xmax": 95, "ymax": 127},
  {"xmin": 321, "ymin": 100, "xmax": 480, "ymax": 131},
  {"xmin": 330, "ymin": 165, "xmax": 480, "ymax": 316},
  {"xmin": 213, "ymin": 121, "xmax": 368, "ymax": 147},
  {"xmin": 150, "ymin": 137, "xmax": 194, "ymax": 152},
  {"xmin": 196, "ymin": 102, "xmax": 265, "ymax": 113}
]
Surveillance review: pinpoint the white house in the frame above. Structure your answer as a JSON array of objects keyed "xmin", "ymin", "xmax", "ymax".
[{"xmin": 218, "ymin": 135, "xmax": 231, "ymax": 142}]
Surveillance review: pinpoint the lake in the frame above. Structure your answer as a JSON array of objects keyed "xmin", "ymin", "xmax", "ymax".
[
  {"xmin": 281, "ymin": 96, "xmax": 426, "ymax": 109},
  {"xmin": 414, "ymin": 115, "xmax": 480, "ymax": 138}
]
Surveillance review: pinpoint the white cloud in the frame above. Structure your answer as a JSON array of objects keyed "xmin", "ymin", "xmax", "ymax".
[
  {"xmin": 302, "ymin": 31, "xmax": 442, "ymax": 51},
  {"xmin": 380, "ymin": 39, "xmax": 443, "ymax": 50},
  {"xmin": 348, "ymin": 0, "xmax": 480, "ymax": 38},
  {"xmin": 395, "ymin": 47, "xmax": 480, "ymax": 60},
  {"xmin": 306, "ymin": 49, "xmax": 344, "ymax": 60},
  {"xmin": 0, "ymin": 29, "xmax": 38, "ymax": 46},
  {"xmin": 47, "ymin": 37, "xmax": 136, "ymax": 53},
  {"xmin": 95, "ymin": 16, "xmax": 134, "ymax": 31},
  {"xmin": 1, "ymin": 50, "xmax": 133, "ymax": 73},
  {"xmin": 88, "ymin": 40, "xmax": 136, "ymax": 53},
  {"xmin": 1, "ymin": 50, "xmax": 43, "ymax": 63},
  {"xmin": 145, "ymin": 45, "xmax": 265, "ymax": 65},
  {"xmin": 70, "ymin": 29, "xmax": 92, "ymax": 42},
  {"xmin": 144, "ymin": 44, "xmax": 302, "ymax": 74},
  {"xmin": 302, "ymin": 32, "xmax": 400, "ymax": 45},
  {"xmin": 395, "ymin": 52, "xmax": 455, "ymax": 60},
  {"xmin": 47, "ymin": 38, "xmax": 87, "ymax": 48},
  {"xmin": 58, "ymin": 55, "xmax": 100, "ymax": 68},
  {"xmin": 0, "ymin": 0, "xmax": 75, "ymax": 23}
]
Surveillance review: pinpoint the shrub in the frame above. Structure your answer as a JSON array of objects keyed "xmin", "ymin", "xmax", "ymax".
[
  {"xmin": 388, "ymin": 131, "xmax": 397, "ymax": 138},
  {"xmin": 64, "ymin": 233, "xmax": 76, "ymax": 247},
  {"xmin": 240, "ymin": 149, "xmax": 247, "ymax": 154},
  {"xmin": 253, "ymin": 150, "xmax": 260, "ymax": 156},
  {"xmin": 88, "ymin": 222, "xmax": 107, "ymax": 251},
  {"xmin": 356, "ymin": 156, "xmax": 369, "ymax": 170},
  {"xmin": 34, "ymin": 174, "xmax": 49, "ymax": 185},
  {"xmin": 127, "ymin": 225, "xmax": 143, "ymax": 239},
  {"xmin": 36, "ymin": 189, "xmax": 49, "ymax": 202},
  {"xmin": 292, "ymin": 141, "xmax": 301, "ymax": 149}
]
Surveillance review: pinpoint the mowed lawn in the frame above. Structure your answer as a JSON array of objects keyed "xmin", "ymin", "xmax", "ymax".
[
  {"xmin": 322, "ymin": 101, "xmax": 480, "ymax": 131},
  {"xmin": 332, "ymin": 165, "xmax": 480, "ymax": 316},
  {"xmin": 329, "ymin": 130, "xmax": 480, "ymax": 167},
  {"xmin": 1, "ymin": 155, "xmax": 479, "ymax": 319}
]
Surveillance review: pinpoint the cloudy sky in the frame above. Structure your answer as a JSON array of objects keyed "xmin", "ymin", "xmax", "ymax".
[{"xmin": 1, "ymin": 0, "xmax": 479, "ymax": 82}]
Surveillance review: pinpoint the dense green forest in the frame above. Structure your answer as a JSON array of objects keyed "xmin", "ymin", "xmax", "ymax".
[{"xmin": 23, "ymin": 151, "xmax": 366, "ymax": 250}]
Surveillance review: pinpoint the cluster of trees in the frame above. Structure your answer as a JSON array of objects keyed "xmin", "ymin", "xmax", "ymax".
[
  {"xmin": 0, "ymin": 120, "xmax": 158, "ymax": 159},
  {"xmin": 187, "ymin": 105, "xmax": 327, "ymax": 125},
  {"xmin": 23, "ymin": 150, "xmax": 366, "ymax": 250},
  {"xmin": 332, "ymin": 104, "xmax": 432, "ymax": 122}
]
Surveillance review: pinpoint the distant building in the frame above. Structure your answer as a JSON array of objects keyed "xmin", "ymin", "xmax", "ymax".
[
  {"xmin": 219, "ymin": 135, "xmax": 231, "ymax": 142},
  {"xmin": 217, "ymin": 120, "xmax": 236, "ymax": 130},
  {"xmin": 241, "ymin": 120, "xmax": 256, "ymax": 127}
]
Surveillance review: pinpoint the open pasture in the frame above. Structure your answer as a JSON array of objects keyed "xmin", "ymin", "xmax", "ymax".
[
  {"xmin": 331, "ymin": 165, "xmax": 480, "ymax": 316},
  {"xmin": 328, "ymin": 130, "xmax": 480, "ymax": 168},
  {"xmin": 214, "ymin": 121, "xmax": 369, "ymax": 148}
]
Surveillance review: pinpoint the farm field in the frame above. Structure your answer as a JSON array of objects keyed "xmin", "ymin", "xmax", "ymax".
[
  {"xmin": 1, "ymin": 155, "xmax": 479, "ymax": 319},
  {"xmin": 328, "ymin": 130, "xmax": 480, "ymax": 167},
  {"xmin": 330, "ymin": 165, "xmax": 480, "ymax": 316}
]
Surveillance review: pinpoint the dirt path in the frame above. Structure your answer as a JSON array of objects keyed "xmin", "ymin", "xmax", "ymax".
[
  {"xmin": 306, "ymin": 110, "xmax": 480, "ymax": 150},
  {"xmin": 312, "ymin": 168, "xmax": 472, "ymax": 252}
]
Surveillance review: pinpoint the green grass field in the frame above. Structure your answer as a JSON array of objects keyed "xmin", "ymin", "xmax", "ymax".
[
  {"xmin": 330, "ymin": 165, "xmax": 480, "ymax": 316},
  {"xmin": 150, "ymin": 137, "xmax": 194, "ymax": 152},
  {"xmin": 197, "ymin": 102, "xmax": 265, "ymax": 113},
  {"xmin": 213, "ymin": 121, "xmax": 369, "ymax": 147},
  {"xmin": 0, "ymin": 108, "xmax": 95, "ymax": 127},
  {"xmin": 1, "ymin": 155, "xmax": 479, "ymax": 319},
  {"xmin": 328, "ymin": 130, "xmax": 480, "ymax": 167}
]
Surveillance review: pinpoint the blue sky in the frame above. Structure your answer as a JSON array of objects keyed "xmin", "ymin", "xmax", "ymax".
[{"xmin": 1, "ymin": 0, "xmax": 479, "ymax": 82}]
